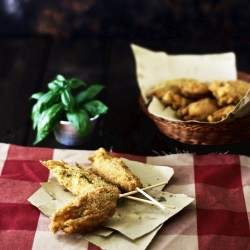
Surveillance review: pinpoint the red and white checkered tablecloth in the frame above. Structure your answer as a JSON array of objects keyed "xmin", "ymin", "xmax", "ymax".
[{"xmin": 0, "ymin": 143, "xmax": 250, "ymax": 250}]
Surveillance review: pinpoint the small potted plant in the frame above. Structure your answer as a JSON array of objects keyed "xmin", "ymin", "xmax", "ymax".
[{"xmin": 30, "ymin": 74, "xmax": 108, "ymax": 146}]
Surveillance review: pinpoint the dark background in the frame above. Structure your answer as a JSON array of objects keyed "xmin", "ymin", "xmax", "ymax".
[
  {"xmin": 1, "ymin": 0, "xmax": 249, "ymax": 45},
  {"xmin": 1, "ymin": 0, "xmax": 250, "ymax": 156}
]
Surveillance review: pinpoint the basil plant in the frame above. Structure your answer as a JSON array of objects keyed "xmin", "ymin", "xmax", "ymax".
[{"xmin": 30, "ymin": 75, "xmax": 108, "ymax": 144}]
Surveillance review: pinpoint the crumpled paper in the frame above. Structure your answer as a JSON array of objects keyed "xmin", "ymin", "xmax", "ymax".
[
  {"xmin": 28, "ymin": 158, "xmax": 194, "ymax": 250},
  {"xmin": 131, "ymin": 44, "xmax": 250, "ymax": 123}
]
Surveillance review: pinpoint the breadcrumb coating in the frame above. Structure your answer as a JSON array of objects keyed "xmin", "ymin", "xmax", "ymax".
[
  {"xmin": 88, "ymin": 147, "xmax": 142, "ymax": 192},
  {"xmin": 40, "ymin": 160, "xmax": 120, "ymax": 196},
  {"xmin": 50, "ymin": 187, "xmax": 120, "ymax": 234}
]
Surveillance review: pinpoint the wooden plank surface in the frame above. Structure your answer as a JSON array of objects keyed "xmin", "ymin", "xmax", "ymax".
[
  {"xmin": 1, "ymin": 37, "xmax": 250, "ymax": 156},
  {"xmin": 0, "ymin": 37, "xmax": 51, "ymax": 145}
]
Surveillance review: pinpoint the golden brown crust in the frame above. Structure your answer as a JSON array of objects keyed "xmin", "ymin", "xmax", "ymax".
[
  {"xmin": 177, "ymin": 98, "xmax": 219, "ymax": 122},
  {"xmin": 146, "ymin": 79, "xmax": 181, "ymax": 99},
  {"xmin": 208, "ymin": 80, "xmax": 250, "ymax": 106},
  {"xmin": 177, "ymin": 80, "xmax": 210, "ymax": 99},
  {"xmin": 146, "ymin": 78, "xmax": 250, "ymax": 122},
  {"xmin": 40, "ymin": 160, "xmax": 120, "ymax": 196},
  {"xmin": 161, "ymin": 90, "xmax": 193, "ymax": 110},
  {"xmin": 50, "ymin": 187, "xmax": 120, "ymax": 234},
  {"xmin": 207, "ymin": 105, "xmax": 235, "ymax": 122},
  {"xmin": 88, "ymin": 148, "xmax": 143, "ymax": 192}
]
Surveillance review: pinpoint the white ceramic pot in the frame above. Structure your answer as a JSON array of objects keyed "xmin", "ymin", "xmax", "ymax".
[{"xmin": 53, "ymin": 115, "xmax": 99, "ymax": 146}]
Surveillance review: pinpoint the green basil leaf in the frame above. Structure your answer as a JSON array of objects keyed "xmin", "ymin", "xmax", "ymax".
[
  {"xmin": 34, "ymin": 103, "xmax": 64, "ymax": 144},
  {"xmin": 66, "ymin": 110, "xmax": 91, "ymax": 137},
  {"xmin": 32, "ymin": 112, "xmax": 41, "ymax": 130},
  {"xmin": 31, "ymin": 102, "xmax": 38, "ymax": 121},
  {"xmin": 31, "ymin": 103, "xmax": 42, "ymax": 129},
  {"xmin": 31, "ymin": 100, "xmax": 44, "ymax": 121},
  {"xmin": 48, "ymin": 80, "xmax": 64, "ymax": 91},
  {"xmin": 30, "ymin": 92, "xmax": 45, "ymax": 100},
  {"xmin": 67, "ymin": 78, "xmax": 87, "ymax": 89},
  {"xmin": 37, "ymin": 103, "xmax": 64, "ymax": 133},
  {"xmin": 35, "ymin": 91, "xmax": 59, "ymax": 113},
  {"xmin": 55, "ymin": 75, "xmax": 65, "ymax": 81},
  {"xmin": 34, "ymin": 134, "xmax": 44, "ymax": 145},
  {"xmin": 83, "ymin": 100, "xmax": 108, "ymax": 117},
  {"xmin": 75, "ymin": 84, "xmax": 105, "ymax": 104},
  {"xmin": 61, "ymin": 89, "xmax": 74, "ymax": 110}
]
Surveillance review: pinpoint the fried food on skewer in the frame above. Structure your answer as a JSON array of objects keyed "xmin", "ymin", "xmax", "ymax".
[
  {"xmin": 40, "ymin": 160, "xmax": 121, "ymax": 234},
  {"xmin": 40, "ymin": 160, "xmax": 120, "ymax": 196},
  {"xmin": 50, "ymin": 187, "xmax": 120, "ymax": 234},
  {"xmin": 88, "ymin": 148, "xmax": 143, "ymax": 192}
]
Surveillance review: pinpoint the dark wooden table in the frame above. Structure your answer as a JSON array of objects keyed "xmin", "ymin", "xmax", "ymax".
[{"xmin": 1, "ymin": 36, "xmax": 250, "ymax": 156}]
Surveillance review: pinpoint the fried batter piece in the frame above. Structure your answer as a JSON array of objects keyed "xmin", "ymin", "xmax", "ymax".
[
  {"xmin": 207, "ymin": 105, "xmax": 235, "ymax": 122},
  {"xmin": 146, "ymin": 78, "xmax": 197, "ymax": 100},
  {"xmin": 208, "ymin": 80, "xmax": 250, "ymax": 106},
  {"xmin": 178, "ymin": 79, "xmax": 210, "ymax": 99},
  {"xmin": 177, "ymin": 97, "xmax": 219, "ymax": 122},
  {"xmin": 146, "ymin": 79, "xmax": 179, "ymax": 100},
  {"xmin": 161, "ymin": 90, "xmax": 194, "ymax": 110},
  {"xmin": 50, "ymin": 187, "xmax": 120, "ymax": 234},
  {"xmin": 40, "ymin": 160, "xmax": 120, "ymax": 196},
  {"xmin": 88, "ymin": 148, "xmax": 142, "ymax": 192}
]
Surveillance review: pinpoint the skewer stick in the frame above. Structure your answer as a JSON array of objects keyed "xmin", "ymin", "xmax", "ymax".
[
  {"xmin": 125, "ymin": 195, "xmax": 175, "ymax": 209},
  {"xmin": 119, "ymin": 181, "xmax": 169, "ymax": 198},
  {"xmin": 136, "ymin": 187, "xmax": 165, "ymax": 210}
]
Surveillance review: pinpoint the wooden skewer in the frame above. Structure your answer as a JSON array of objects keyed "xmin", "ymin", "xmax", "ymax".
[
  {"xmin": 124, "ymin": 195, "xmax": 175, "ymax": 209},
  {"xmin": 119, "ymin": 181, "xmax": 169, "ymax": 198},
  {"xmin": 136, "ymin": 187, "xmax": 165, "ymax": 210}
]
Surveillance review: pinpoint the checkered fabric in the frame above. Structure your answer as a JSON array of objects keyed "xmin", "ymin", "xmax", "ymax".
[{"xmin": 0, "ymin": 143, "xmax": 250, "ymax": 250}]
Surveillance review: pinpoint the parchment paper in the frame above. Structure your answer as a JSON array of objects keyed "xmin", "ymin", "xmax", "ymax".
[{"xmin": 28, "ymin": 158, "xmax": 194, "ymax": 250}]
